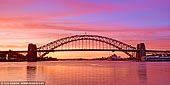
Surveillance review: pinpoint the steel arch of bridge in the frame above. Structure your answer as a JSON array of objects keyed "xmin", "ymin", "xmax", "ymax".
[{"xmin": 37, "ymin": 35, "xmax": 136, "ymax": 58}]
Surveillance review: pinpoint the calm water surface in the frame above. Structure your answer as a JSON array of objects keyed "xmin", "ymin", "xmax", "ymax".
[{"xmin": 0, "ymin": 61, "xmax": 170, "ymax": 85}]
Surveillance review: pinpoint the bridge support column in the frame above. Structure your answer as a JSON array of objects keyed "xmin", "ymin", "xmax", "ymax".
[
  {"xmin": 136, "ymin": 43, "xmax": 146, "ymax": 61},
  {"xmin": 27, "ymin": 43, "xmax": 37, "ymax": 62}
]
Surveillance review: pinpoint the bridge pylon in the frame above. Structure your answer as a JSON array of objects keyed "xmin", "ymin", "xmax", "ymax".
[
  {"xmin": 27, "ymin": 43, "xmax": 37, "ymax": 62},
  {"xmin": 136, "ymin": 43, "xmax": 146, "ymax": 60}
]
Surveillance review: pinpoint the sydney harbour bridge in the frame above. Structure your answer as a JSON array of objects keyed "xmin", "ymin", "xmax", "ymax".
[{"xmin": 0, "ymin": 35, "xmax": 170, "ymax": 62}]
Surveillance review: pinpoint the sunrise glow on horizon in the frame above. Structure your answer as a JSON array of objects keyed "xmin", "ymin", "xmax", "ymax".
[{"xmin": 0, "ymin": 0, "xmax": 170, "ymax": 58}]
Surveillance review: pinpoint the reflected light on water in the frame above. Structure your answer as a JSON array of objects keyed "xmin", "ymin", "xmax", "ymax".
[{"xmin": 0, "ymin": 61, "xmax": 170, "ymax": 85}]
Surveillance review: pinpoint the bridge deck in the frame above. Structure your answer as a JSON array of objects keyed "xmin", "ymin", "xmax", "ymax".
[{"xmin": 0, "ymin": 49, "xmax": 170, "ymax": 53}]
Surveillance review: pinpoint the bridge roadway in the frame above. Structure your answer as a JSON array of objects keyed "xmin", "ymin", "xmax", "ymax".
[{"xmin": 0, "ymin": 49, "xmax": 170, "ymax": 53}]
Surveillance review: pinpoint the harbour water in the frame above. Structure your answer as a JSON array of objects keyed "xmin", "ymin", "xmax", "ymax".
[{"xmin": 0, "ymin": 61, "xmax": 170, "ymax": 85}]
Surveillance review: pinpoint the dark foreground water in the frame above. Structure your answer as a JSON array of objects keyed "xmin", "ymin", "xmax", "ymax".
[{"xmin": 0, "ymin": 61, "xmax": 170, "ymax": 85}]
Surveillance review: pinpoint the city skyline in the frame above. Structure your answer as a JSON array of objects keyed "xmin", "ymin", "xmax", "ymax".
[{"xmin": 0, "ymin": 0, "xmax": 170, "ymax": 58}]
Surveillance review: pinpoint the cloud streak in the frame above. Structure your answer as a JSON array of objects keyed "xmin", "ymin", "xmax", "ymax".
[{"xmin": 0, "ymin": 0, "xmax": 170, "ymax": 50}]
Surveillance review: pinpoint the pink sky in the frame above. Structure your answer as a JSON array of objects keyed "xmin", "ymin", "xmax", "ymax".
[{"xmin": 0, "ymin": 0, "xmax": 170, "ymax": 58}]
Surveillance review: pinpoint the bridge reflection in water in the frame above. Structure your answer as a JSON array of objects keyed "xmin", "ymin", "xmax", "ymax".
[
  {"xmin": 27, "ymin": 63, "xmax": 37, "ymax": 80},
  {"xmin": 0, "ymin": 35, "xmax": 170, "ymax": 62},
  {"xmin": 138, "ymin": 63, "xmax": 147, "ymax": 85}
]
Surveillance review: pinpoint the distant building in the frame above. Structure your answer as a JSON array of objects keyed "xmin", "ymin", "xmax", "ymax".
[
  {"xmin": 107, "ymin": 54, "xmax": 123, "ymax": 61},
  {"xmin": 142, "ymin": 54, "xmax": 170, "ymax": 61},
  {"xmin": 0, "ymin": 53, "xmax": 6, "ymax": 61},
  {"xmin": 0, "ymin": 50, "xmax": 26, "ymax": 62}
]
